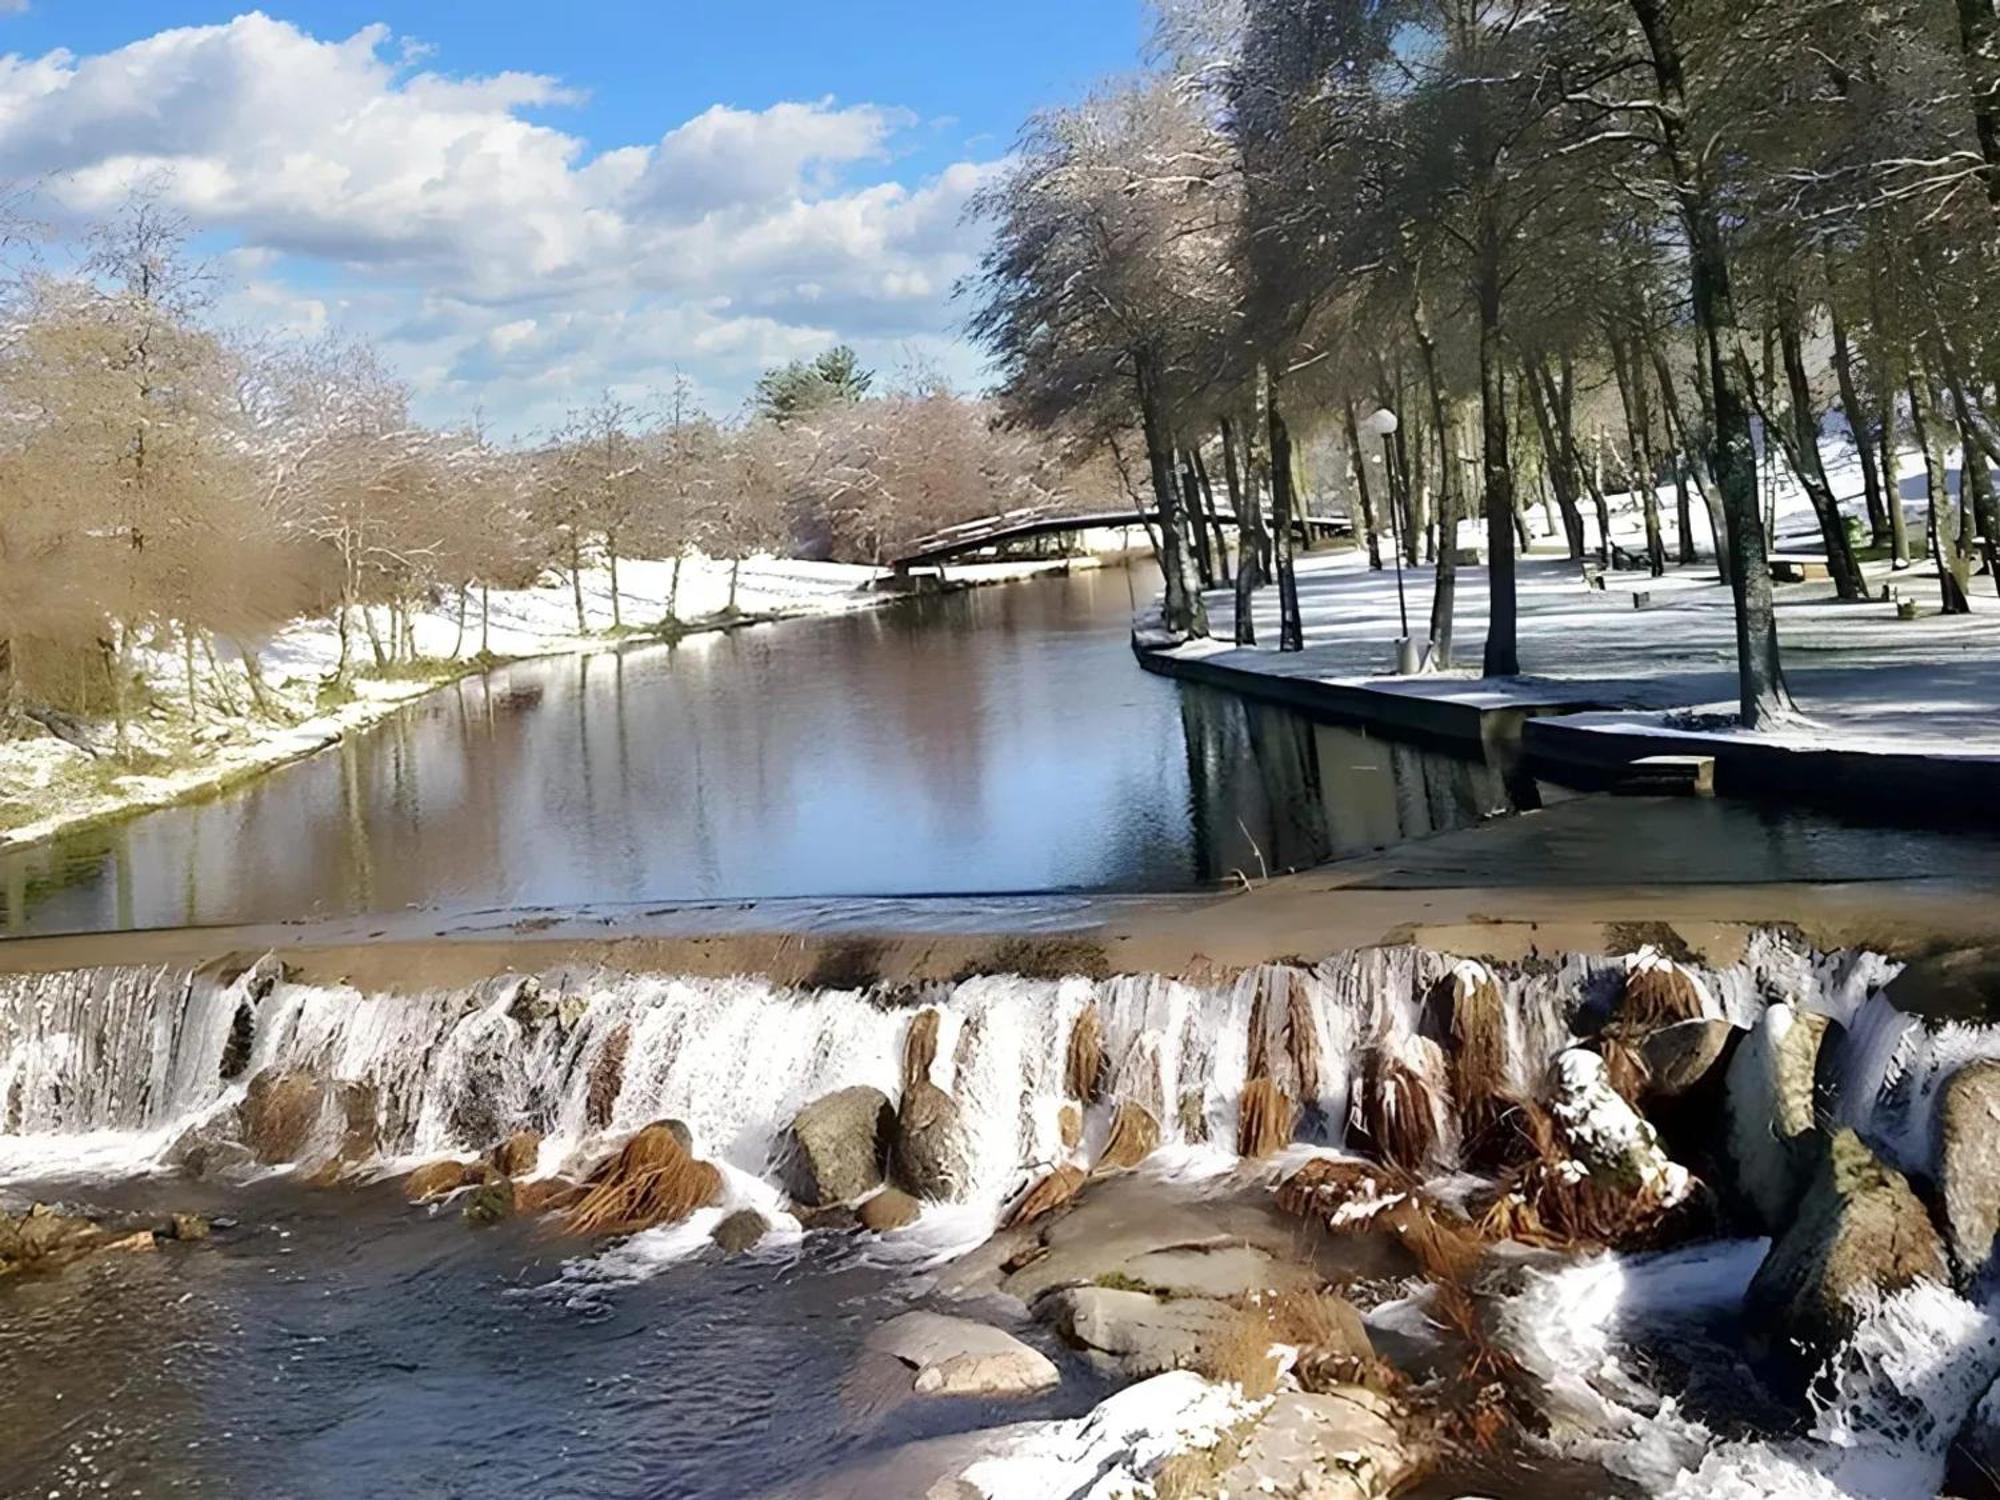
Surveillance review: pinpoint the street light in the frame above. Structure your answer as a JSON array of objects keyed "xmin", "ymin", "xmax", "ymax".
[{"xmin": 1359, "ymin": 407, "xmax": 1420, "ymax": 674}]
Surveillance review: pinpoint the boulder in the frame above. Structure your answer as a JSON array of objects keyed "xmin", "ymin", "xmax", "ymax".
[
  {"xmin": 1937, "ymin": 1061, "xmax": 2000, "ymax": 1280},
  {"xmin": 404, "ymin": 1159, "xmax": 475, "ymax": 1203},
  {"xmin": 1003, "ymin": 1166, "xmax": 1086, "ymax": 1229},
  {"xmin": 1237, "ymin": 1079, "xmax": 1297, "ymax": 1159},
  {"xmin": 491, "ymin": 1130, "xmax": 544, "ymax": 1179},
  {"xmin": 1039, "ymin": 1286, "xmax": 1236, "ymax": 1376},
  {"xmin": 712, "ymin": 1209, "xmax": 770, "ymax": 1254},
  {"xmin": 794, "ymin": 1201, "xmax": 861, "ymax": 1233},
  {"xmin": 894, "ymin": 1081, "xmax": 971, "ymax": 1203},
  {"xmin": 785, "ymin": 1086, "xmax": 894, "ymax": 1207},
  {"xmin": 166, "ymin": 1214, "xmax": 210, "ymax": 1243},
  {"xmin": 506, "ymin": 976, "xmax": 555, "ymax": 1029},
  {"xmin": 164, "ymin": 1112, "xmax": 255, "ymax": 1180},
  {"xmin": 1725, "ymin": 1004, "xmax": 1833, "ymax": 1232},
  {"xmin": 1093, "ymin": 1101, "xmax": 1160, "ymax": 1174},
  {"xmin": 1208, "ymin": 1387, "xmax": 1421, "ymax": 1500},
  {"xmin": 1745, "ymin": 1128, "xmax": 1948, "ymax": 1370},
  {"xmin": 1641, "ymin": 1019, "xmax": 1741, "ymax": 1099},
  {"xmin": 859, "ymin": 1187, "xmax": 921, "ymax": 1233},
  {"xmin": 867, "ymin": 1311, "xmax": 1060, "ymax": 1397},
  {"xmin": 239, "ymin": 1068, "xmax": 331, "ymax": 1164},
  {"xmin": 1548, "ymin": 1048, "xmax": 1689, "ymax": 1205}
]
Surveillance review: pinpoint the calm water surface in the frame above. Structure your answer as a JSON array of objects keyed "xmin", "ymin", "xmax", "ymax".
[{"xmin": 2, "ymin": 566, "xmax": 1522, "ymax": 935}]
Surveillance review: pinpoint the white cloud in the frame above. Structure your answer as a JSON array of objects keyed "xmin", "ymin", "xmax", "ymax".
[{"xmin": 0, "ymin": 14, "xmax": 997, "ymax": 434}]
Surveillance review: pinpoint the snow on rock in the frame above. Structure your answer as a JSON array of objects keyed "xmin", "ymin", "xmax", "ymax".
[
  {"xmin": 946, "ymin": 1371, "xmax": 1262, "ymax": 1499},
  {"xmin": 1548, "ymin": 1047, "xmax": 1691, "ymax": 1206}
]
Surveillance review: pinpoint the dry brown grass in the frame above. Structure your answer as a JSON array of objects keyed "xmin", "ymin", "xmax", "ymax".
[
  {"xmin": 1003, "ymin": 1164, "xmax": 1086, "ymax": 1228},
  {"xmin": 1247, "ymin": 975, "xmax": 1275, "ymax": 1084},
  {"xmin": 1066, "ymin": 1004, "xmax": 1103, "ymax": 1103},
  {"xmin": 1597, "ymin": 1035, "xmax": 1652, "ymax": 1105},
  {"xmin": 1356, "ymin": 1048, "xmax": 1444, "ymax": 1174},
  {"xmin": 563, "ymin": 1121, "xmax": 723, "ymax": 1236},
  {"xmin": 1622, "ymin": 961, "xmax": 1706, "ymax": 1027},
  {"xmin": 1094, "ymin": 1100, "xmax": 1160, "ymax": 1173},
  {"xmin": 586, "ymin": 1022, "xmax": 631, "ymax": 1131},
  {"xmin": 1285, "ymin": 975, "xmax": 1321, "ymax": 1102},
  {"xmin": 1236, "ymin": 1078, "xmax": 1298, "ymax": 1159},
  {"xmin": 902, "ymin": 1008, "xmax": 940, "ymax": 1092}
]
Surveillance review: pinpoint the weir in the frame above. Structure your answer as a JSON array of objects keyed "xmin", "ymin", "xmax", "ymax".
[{"xmin": 0, "ymin": 931, "xmax": 1904, "ymax": 1205}]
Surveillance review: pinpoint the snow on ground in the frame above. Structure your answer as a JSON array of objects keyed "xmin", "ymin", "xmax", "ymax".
[
  {"xmin": 1177, "ymin": 440, "xmax": 2000, "ymax": 762},
  {"xmin": 0, "ymin": 537, "xmax": 1141, "ymax": 852}
]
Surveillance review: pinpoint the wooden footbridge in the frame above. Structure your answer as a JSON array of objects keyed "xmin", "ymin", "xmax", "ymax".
[{"xmin": 890, "ymin": 505, "xmax": 1348, "ymax": 572}]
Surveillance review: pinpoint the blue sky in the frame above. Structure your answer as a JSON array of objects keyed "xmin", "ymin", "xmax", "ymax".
[{"xmin": 0, "ymin": 2, "xmax": 1145, "ymax": 434}]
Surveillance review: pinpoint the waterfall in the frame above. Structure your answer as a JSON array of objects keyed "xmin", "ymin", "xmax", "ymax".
[{"xmin": 0, "ymin": 932, "xmax": 1933, "ymax": 1211}]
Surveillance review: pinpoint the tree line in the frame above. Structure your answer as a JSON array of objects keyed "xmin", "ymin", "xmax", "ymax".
[
  {"xmin": 0, "ymin": 200, "xmax": 1085, "ymax": 756},
  {"xmin": 968, "ymin": 0, "xmax": 2000, "ymax": 726}
]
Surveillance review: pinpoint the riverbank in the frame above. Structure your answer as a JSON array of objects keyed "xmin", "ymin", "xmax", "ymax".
[
  {"xmin": 1141, "ymin": 442, "xmax": 2000, "ymax": 814},
  {"xmin": 0, "ymin": 549, "xmax": 1117, "ymax": 856}
]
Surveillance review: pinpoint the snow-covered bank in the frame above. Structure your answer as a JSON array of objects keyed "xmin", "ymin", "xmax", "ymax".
[
  {"xmin": 0, "ymin": 548, "xmax": 1108, "ymax": 853},
  {"xmin": 1157, "ymin": 440, "xmax": 2000, "ymax": 781}
]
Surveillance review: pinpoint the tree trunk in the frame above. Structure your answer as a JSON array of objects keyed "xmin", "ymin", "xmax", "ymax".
[
  {"xmin": 1955, "ymin": 0, "xmax": 2000, "ymax": 207},
  {"xmin": 1342, "ymin": 400, "xmax": 1386, "ymax": 570},
  {"xmin": 1179, "ymin": 450, "xmax": 1216, "ymax": 589},
  {"xmin": 1265, "ymin": 370, "xmax": 1306, "ymax": 652},
  {"xmin": 1192, "ymin": 446, "xmax": 1233, "ymax": 587},
  {"xmin": 183, "ymin": 628, "xmax": 199, "ymax": 725},
  {"xmin": 1412, "ymin": 301, "xmax": 1457, "ymax": 665},
  {"xmin": 363, "ymin": 604, "xmax": 388, "ymax": 670},
  {"xmin": 607, "ymin": 531, "xmax": 623, "ymax": 631},
  {"xmin": 1627, "ymin": 0, "xmax": 1792, "ymax": 726},
  {"xmin": 1908, "ymin": 370, "xmax": 1972, "ymax": 613},
  {"xmin": 1939, "ymin": 349, "xmax": 2000, "ymax": 593},
  {"xmin": 1771, "ymin": 307, "xmax": 1867, "ymax": 599},
  {"xmin": 1477, "ymin": 226, "xmax": 1519, "ymax": 678},
  {"xmin": 728, "ymin": 556, "xmax": 742, "ymax": 613},
  {"xmin": 1609, "ymin": 327, "xmax": 1667, "ymax": 576},
  {"xmin": 1136, "ymin": 348, "xmax": 1206, "ymax": 637},
  {"xmin": 1829, "ymin": 305, "xmax": 1890, "ymax": 546},
  {"xmin": 1649, "ymin": 343, "xmax": 1722, "ymax": 572},
  {"xmin": 1220, "ymin": 415, "xmax": 1261, "ymax": 646},
  {"xmin": 1525, "ymin": 357, "xmax": 1587, "ymax": 560},
  {"xmin": 569, "ymin": 533, "xmax": 588, "ymax": 633},
  {"xmin": 480, "ymin": 584, "xmax": 492, "ymax": 657}
]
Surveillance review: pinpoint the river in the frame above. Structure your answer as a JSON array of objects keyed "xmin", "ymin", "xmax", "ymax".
[{"xmin": 1, "ymin": 564, "xmax": 1527, "ymax": 936}]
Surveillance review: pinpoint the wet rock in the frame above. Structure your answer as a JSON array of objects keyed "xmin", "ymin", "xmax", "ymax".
[
  {"xmin": 461, "ymin": 1179, "xmax": 514, "ymax": 1226},
  {"xmin": 98, "ymin": 1230, "xmax": 158, "ymax": 1255},
  {"xmin": 1210, "ymin": 1387, "xmax": 1421, "ymax": 1500},
  {"xmin": 1937, "ymin": 1061, "xmax": 2000, "ymax": 1281},
  {"xmin": 1092, "ymin": 1101, "xmax": 1160, "ymax": 1175},
  {"xmin": 512, "ymin": 1178, "xmax": 582, "ymax": 1218},
  {"xmin": 1725, "ymin": 1003, "xmax": 1833, "ymax": 1232},
  {"xmin": 1065, "ymin": 1004, "xmax": 1104, "ymax": 1102},
  {"xmin": 794, "ymin": 1201, "xmax": 861, "ymax": 1233},
  {"xmin": 1620, "ymin": 948, "xmax": 1712, "ymax": 1027},
  {"xmin": 1640, "ymin": 1019, "xmax": 1741, "ymax": 1099},
  {"xmin": 712, "ymin": 1208, "xmax": 769, "ymax": 1253},
  {"xmin": 1057, "ymin": 1102, "xmax": 1083, "ymax": 1152},
  {"xmin": 1176, "ymin": 1090, "xmax": 1208, "ymax": 1144},
  {"xmin": 240, "ymin": 1068, "xmax": 332, "ymax": 1164},
  {"xmin": 1548, "ymin": 1048, "xmax": 1689, "ymax": 1204},
  {"xmin": 491, "ymin": 1130, "xmax": 544, "ymax": 1180},
  {"xmin": 218, "ymin": 1000, "xmax": 256, "ymax": 1082},
  {"xmin": 785, "ymin": 1086, "xmax": 894, "ymax": 1207},
  {"xmin": 1003, "ymin": 1166, "xmax": 1086, "ymax": 1229},
  {"xmin": 585, "ymin": 1022, "xmax": 631, "ymax": 1130},
  {"xmin": 859, "ymin": 1187, "xmax": 921, "ymax": 1233},
  {"xmin": 894, "ymin": 1082, "xmax": 971, "ymax": 1203},
  {"xmin": 1745, "ymin": 1128, "xmax": 1948, "ymax": 1371},
  {"xmin": 1039, "ymin": 1286, "xmax": 1235, "ymax": 1375},
  {"xmin": 404, "ymin": 1159, "xmax": 475, "ymax": 1203},
  {"xmin": 867, "ymin": 1311, "xmax": 1059, "ymax": 1397},
  {"xmin": 902, "ymin": 1009, "xmax": 941, "ymax": 1091},
  {"xmin": 165, "ymin": 1112, "xmax": 255, "ymax": 1180},
  {"xmin": 506, "ymin": 976, "xmax": 554, "ymax": 1029},
  {"xmin": 166, "ymin": 1213, "xmax": 210, "ymax": 1243}
]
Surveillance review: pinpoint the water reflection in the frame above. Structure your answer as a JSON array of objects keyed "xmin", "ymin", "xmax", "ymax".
[{"xmin": 0, "ymin": 567, "xmax": 1521, "ymax": 935}]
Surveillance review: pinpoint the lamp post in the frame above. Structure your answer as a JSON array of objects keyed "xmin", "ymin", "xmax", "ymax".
[{"xmin": 1360, "ymin": 408, "xmax": 1420, "ymax": 674}]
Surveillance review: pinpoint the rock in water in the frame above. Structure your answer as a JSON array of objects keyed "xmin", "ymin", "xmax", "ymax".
[
  {"xmin": 461, "ymin": 1179, "xmax": 513, "ymax": 1225},
  {"xmin": 1548, "ymin": 1048, "xmax": 1690, "ymax": 1206},
  {"xmin": 785, "ymin": 1086, "xmax": 894, "ymax": 1207},
  {"xmin": 1093, "ymin": 1101, "xmax": 1160, "ymax": 1174},
  {"xmin": 894, "ymin": 1081, "xmax": 971, "ymax": 1202},
  {"xmin": 902, "ymin": 1008, "xmax": 941, "ymax": 1092},
  {"xmin": 1937, "ymin": 1061, "xmax": 2000, "ymax": 1281},
  {"xmin": 1039, "ymin": 1286, "xmax": 1236, "ymax": 1376},
  {"xmin": 1641, "ymin": 1019, "xmax": 1740, "ymax": 1098},
  {"xmin": 565, "ymin": 1122, "xmax": 724, "ymax": 1235},
  {"xmin": 1745, "ymin": 1128, "xmax": 1947, "ymax": 1370},
  {"xmin": 1209, "ymin": 1388, "xmax": 1421, "ymax": 1500},
  {"xmin": 239, "ymin": 1068, "xmax": 331, "ymax": 1164},
  {"xmin": 405, "ymin": 1159, "xmax": 474, "ymax": 1203},
  {"xmin": 1004, "ymin": 1165, "xmax": 1086, "ymax": 1228},
  {"xmin": 491, "ymin": 1130, "xmax": 544, "ymax": 1179},
  {"xmin": 712, "ymin": 1209, "xmax": 769, "ymax": 1253},
  {"xmin": 1725, "ymin": 1003, "xmax": 1833, "ymax": 1232},
  {"xmin": 1237, "ymin": 1079, "xmax": 1297, "ymax": 1159},
  {"xmin": 859, "ymin": 1187, "xmax": 921, "ymax": 1232},
  {"xmin": 867, "ymin": 1311, "xmax": 1060, "ymax": 1397}
]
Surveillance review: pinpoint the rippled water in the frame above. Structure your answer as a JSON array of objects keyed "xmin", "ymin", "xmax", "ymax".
[
  {"xmin": 1, "ymin": 565, "xmax": 1529, "ymax": 935},
  {"xmin": 0, "ymin": 1175, "xmax": 1101, "ymax": 1500}
]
